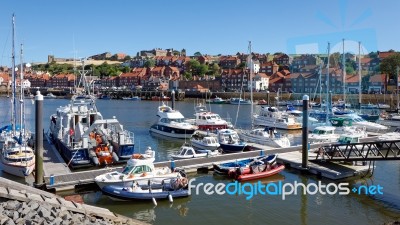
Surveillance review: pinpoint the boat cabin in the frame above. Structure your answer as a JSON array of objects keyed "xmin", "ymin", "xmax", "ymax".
[{"xmin": 312, "ymin": 126, "xmax": 335, "ymax": 135}]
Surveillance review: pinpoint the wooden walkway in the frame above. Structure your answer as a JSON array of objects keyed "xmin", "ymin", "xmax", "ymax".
[
  {"xmin": 277, "ymin": 151, "xmax": 371, "ymax": 180},
  {"xmin": 42, "ymin": 136, "xmax": 379, "ymax": 191}
]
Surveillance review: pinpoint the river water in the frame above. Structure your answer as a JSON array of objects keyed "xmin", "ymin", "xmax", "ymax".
[{"xmin": 0, "ymin": 97, "xmax": 399, "ymax": 225}]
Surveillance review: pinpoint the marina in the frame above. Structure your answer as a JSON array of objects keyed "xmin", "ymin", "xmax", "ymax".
[{"xmin": 1, "ymin": 97, "xmax": 400, "ymax": 224}]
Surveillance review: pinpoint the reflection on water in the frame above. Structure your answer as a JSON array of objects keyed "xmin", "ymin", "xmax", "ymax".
[{"xmin": 1, "ymin": 98, "xmax": 400, "ymax": 225}]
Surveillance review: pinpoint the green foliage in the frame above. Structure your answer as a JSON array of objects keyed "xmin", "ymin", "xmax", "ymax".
[
  {"xmin": 197, "ymin": 64, "xmax": 208, "ymax": 77},
  {"xmin": 144, "ymin": 59, "xmax": 155, "ymax": 68},
  {"xmin": 32, "ymin": 62, "xmax": 73, "ymax": 74},
  {"xmin": 210, "ymin": 63, "xmax": 220, "ymax": 76},
  {"xmin": 183, "ymin": 71, "xmax": 192, "ymax": 80},
  {"xmin": 380, "ymin": 53, "xmax": 400, "ymax": 79},
  {"xmin": 173, "ymin": 50, "xmax": 180, "ymax": 56},
  {"xmin": 329, "ymin": 52, "xmax": 341, "ymax": 68},
  {"xmin": 346, "ymin": 65, "xmax": 355, "ymax": 74},
  {"xmin": 368, "ymin": 51, "xmax": 378, "ymax": 58},
  {"xmin": 236, "ymin": 62, "xmax": 246, "ymax": 69},
  {"xmin": 194, "ymin": 52, "xmax": 202, "ymax": 57},
  {"xmin": 124, "ymin": 55, "xmax": 132, "ymax": 61}
]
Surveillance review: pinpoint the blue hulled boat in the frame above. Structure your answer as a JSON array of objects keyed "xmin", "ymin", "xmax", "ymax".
[
  {"xmin": 217, "ymin": 129, "xmax": 247, "ymax": 153},
  {"xmin": 101, "ymin": 177, "xmax": 190, "ymax": 201}
]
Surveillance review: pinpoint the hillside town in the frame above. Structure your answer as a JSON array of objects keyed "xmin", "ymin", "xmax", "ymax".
[{"xmin": 0, "ymin": 48, "xmax": 398, "ymax": 95}]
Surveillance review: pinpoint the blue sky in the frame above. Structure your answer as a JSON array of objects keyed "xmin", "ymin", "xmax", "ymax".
[{"xmin": 1, "ymin": 0, "xmax": 399, "ymax": 65}]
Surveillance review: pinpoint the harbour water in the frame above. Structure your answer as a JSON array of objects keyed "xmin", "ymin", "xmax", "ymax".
[{"xmin": 0, "ymin": 97, "xmax": 399, "ymax": 224}]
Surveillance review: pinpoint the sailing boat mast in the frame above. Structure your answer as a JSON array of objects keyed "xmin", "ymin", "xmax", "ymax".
[
  {"xmin": 358, "ymin": 41, "xmax": 362, "ymax": 109},
  {"xmin": 326, "ymin": 42, "xmax": 330, "ymax": 124},
  {"xmin": 11, "ymin": 14, "xmax": 17, "ymax": 135},
  {"xmin": 342, "ymin": 39, "xmax": 346, "ymax": 105},
  {"xmin": 319, "ymin": 63, "xmax": 322, "ymax": 105},
  {"xmin": 19, "ymin": 44, "xmax": 25, "ymax": 143},
  {"xmin": 249, "ymin": 41, "xmax": 254, "ymax": 127}
]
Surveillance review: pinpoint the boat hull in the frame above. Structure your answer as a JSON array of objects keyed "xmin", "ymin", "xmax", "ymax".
[
  {"xmin": 219, "ymin": 143, "xmax": 246, "ymax": 153},
  {"xmin": 95, "ymin": 173, "xmax": 179, "ymax": 189},
  {"xmin": 0, "ymin": 160, "xmax": 35, "ymax": 177},
  {"xmin": 149, "ymin": 125, "xmax": 196, "ymax": 139},
  {"xmin": 190, "ymin": 141, "xmax": 219, "ymax": 151},
  {"xmin": 237, "ymin": 164, "xmax": 285, "ymax": 181},
  {"xmin": 102, "ymin": 185, "xmax": 190, "ymax": 201},
  {"xmin": 52, "ymin": 136, "xmax": 92, "ymax": 168}
]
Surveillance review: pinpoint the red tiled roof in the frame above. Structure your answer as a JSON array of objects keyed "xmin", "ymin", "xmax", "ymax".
[
  {"xmin": 369, "ymin": 74, "xmax": 385, "ymax": 83},
  {"xmin": 346, "ymin": 74, "xmax": 359, "ymax": 83},
  {"xmin": 379, "ymin": 51, "xmax": 396, "ymax": 59},
  {"xmin": 360, "ymin": 57, "xmax": 372, "ymax": 64}
]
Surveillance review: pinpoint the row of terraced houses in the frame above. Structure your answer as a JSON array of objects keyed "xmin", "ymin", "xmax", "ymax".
[{"xmin": 0, "ymin": 49, "xmax": 397, "ymax": 94}]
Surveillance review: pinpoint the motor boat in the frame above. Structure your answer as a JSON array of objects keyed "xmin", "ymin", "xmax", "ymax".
[
  {"xmin": 95, "ymin": 147, "xmax": 184, "ymax": 189},
  {"xmin": 190, "ymin": 131, "xmax": 220, "ymax": 150},
  {"xmin": 253, "ymin": 106, "xmax": 302, "ymax": 130},
  {"xmin": 149, "ymin": 103, "xmax": 197, "ymax": 139},
  {"xmin": 170, "ymin": 144, "xmax": 219, "ymax": 160}
]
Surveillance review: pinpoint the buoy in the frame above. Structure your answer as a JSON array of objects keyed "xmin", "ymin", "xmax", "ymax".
[
  {"xmin": 168, "ymin": 194, "xmax": 173, "ymax": 203},
  {"xmin": 152, "ymin": 197, "xmax": 157, "ymax": 206}
]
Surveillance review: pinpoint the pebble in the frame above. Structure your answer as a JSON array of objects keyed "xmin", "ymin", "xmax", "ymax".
[{"xmin": 0, "ymin": 199, "xmax": 135, "ymax": 225}]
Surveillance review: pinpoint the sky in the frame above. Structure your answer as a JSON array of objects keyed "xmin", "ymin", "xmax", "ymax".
[{"xmin": 1, "ymin": 0, "xmax": 399, "ymax": 65}]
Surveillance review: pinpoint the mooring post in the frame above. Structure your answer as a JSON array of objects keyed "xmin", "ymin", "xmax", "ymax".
[
  {"xmin": 171, "ymin": 89, "xmax": 175, "ymax": 110},
  {"xmin": 34, "ymin": 90, "xmax": 44, "ymax": 187},
  {"xmin": 302, "ymin": 94, "xmax": 309, "ymax": 169}
]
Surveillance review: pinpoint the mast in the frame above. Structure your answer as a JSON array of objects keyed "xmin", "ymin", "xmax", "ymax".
[
  {"xmin": 397, "ymin": 66, "xmax": 399, "ymax": 110},
  {"xmin": 20, "ymin": 43, "xmax": 24, "ymax": 142},
  {"xmin": 319, "ymin": 63, "xmax": 322, "ymax": 105},
  {"xmin": 358, "ymin": 42, "xmax": 361, "ymax": 109},
  {"xmin": 326, "ymin": 42, "xmax": 330, "ymax": 124},
  {"xmin": 249, "ymin": 41, "xmax": 254, "ymax": 127},
  {"xmin": 342, "ymin": 39, "xmax": 346, "ymax": 105},
  {"xmin": 11, "ymin": 14, "xmax": 17, "ymax": 135}
]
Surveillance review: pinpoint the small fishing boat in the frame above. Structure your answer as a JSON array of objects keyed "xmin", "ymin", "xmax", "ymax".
[
  {"xmin": 206, "ymin": 96, "xmax": 226, "ymax": 104},
  {"xmin": 229, "ymin": 98, "xmax": 252, "ymax": 105},
  {"xmin": 227, "ymin": 154, "xmax": 285, "ymax": 181},
  {"xmin": 170, "ymin": 144, "xmax": 218, "ymax": 160},
  {"xmin": 213, "ymin": 156, "xmax": 265, "ymax": 175},
  {"xmin": 217, "ymin": 129, "xmax": 247, "ymax": 153},
  {"xmin": 95, "ymin": 147, "xmax": 183, "ymax": 189},
  {"xmin": 122, "ymin": 96, "xmax": 141, "ymax": 101},
  {"xmin": 151, "ymin": 95, "xmax": 170, "ymax": 101},
  {"xmin": 101, "ymin": 177, "xmax": 190, "ymax": 201},
  {"xmin": 190, "ymin": 131, "xmax": 220, "ymax": 150}
]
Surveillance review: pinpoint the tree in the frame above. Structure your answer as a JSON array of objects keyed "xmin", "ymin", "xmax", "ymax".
[
  {"xmin": 188, "ymin": 59, "xmax": 200, "ymax": 75},
  {"xmin": 194, "ymin": 52, "xmax": 202, "ymax": 57},
  {"xmin": 236, "ymin": 62, "xmax": 246, "ymax": 69},
  {"xmin": 124, "ymin": 55, "xmax": 131, "ymax": 61},
  {"xmin": 173, "ymin": 50, "xmax": 180, "ymax": 56},
  {"xmin": 329, "ymin": 52, "xmax": 341, "ymax": 68},
  {"xmin": 144, "ymin": 59, "xmax": 155, "ymax": 68},
  {"xmin": 197, "ymin": 64, "xmax": 208, "ymax": 77},
  {"xmin": 345, "ymin": 65, "xmax": 355, "ymax": 74},
  {"xmin": 368, "ymin": 51, "xmax": 378, "ymax": 58},
  {"xmin": 380, "ymin": 53, "xmax": 400, "ymax": 91},
  {"xmin": 183, "ymin": 71, "xmax": 192, "ymax": 80},
  {"xmin": 210, "ymin": 63, "xmax": 220, "ymax": 76}
]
